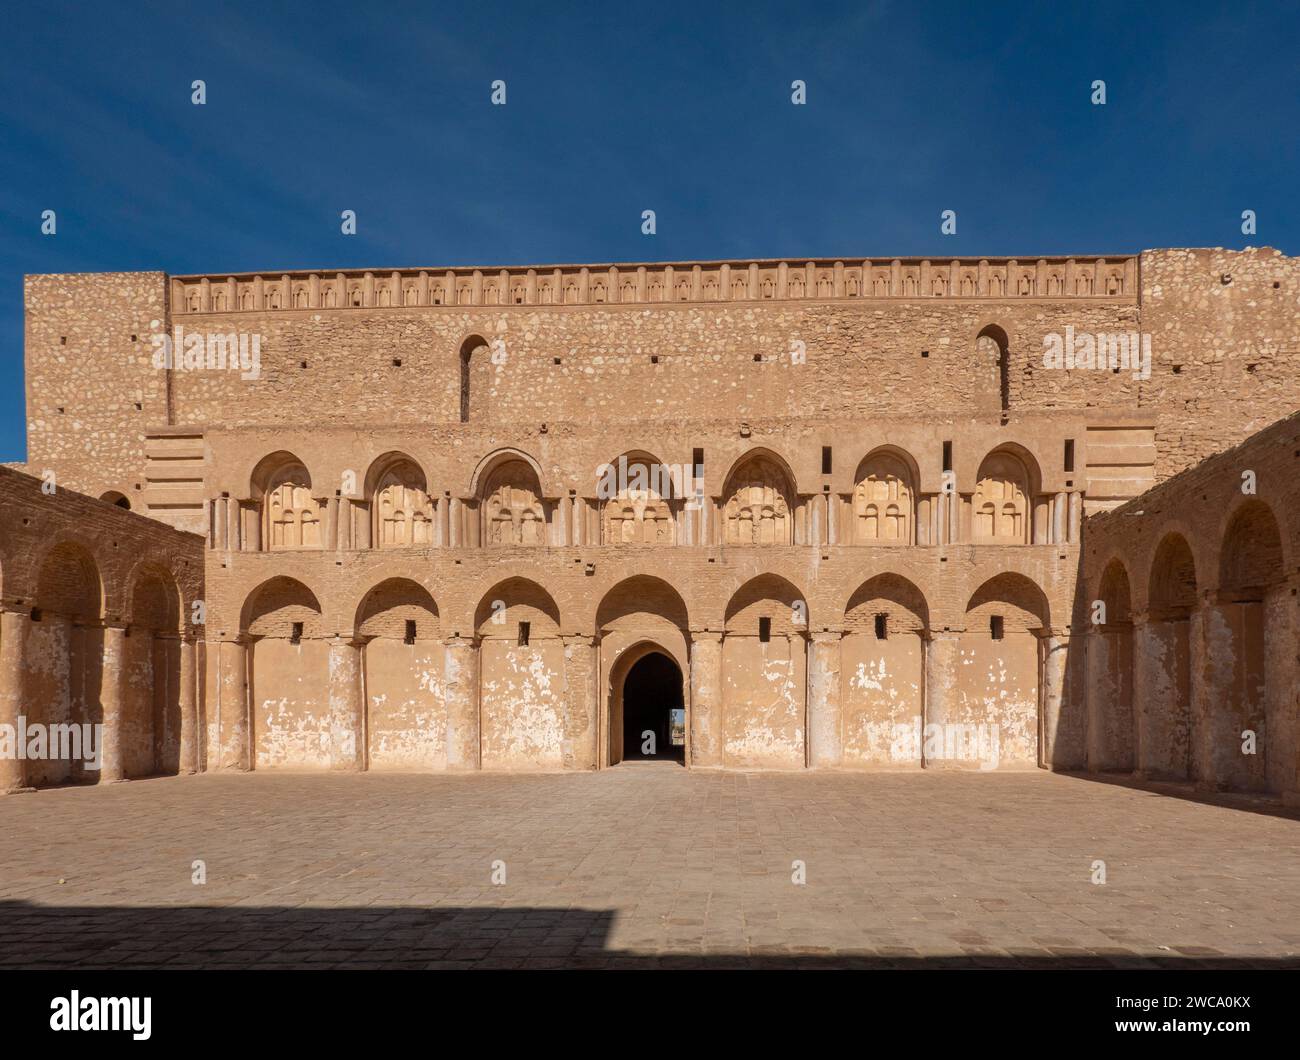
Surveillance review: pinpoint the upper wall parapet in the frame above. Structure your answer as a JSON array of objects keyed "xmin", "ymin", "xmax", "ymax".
[{"xmin": 171, "ymin": 256, "xmax": 1139, "ymax": 314}]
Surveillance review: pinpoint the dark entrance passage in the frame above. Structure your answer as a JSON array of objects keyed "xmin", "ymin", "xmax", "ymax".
[{"xmin": 621, "ymin": 652, "xmax": 685, "ymax": 764}]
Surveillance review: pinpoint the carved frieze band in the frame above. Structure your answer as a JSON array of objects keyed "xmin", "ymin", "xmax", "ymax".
[{"xmin": 174, "ymin": 257, "xmax": 1138, "ymax": 314}]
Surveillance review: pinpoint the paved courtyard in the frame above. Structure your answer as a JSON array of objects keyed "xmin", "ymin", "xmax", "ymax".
[{"xmin": 1, "ymin": 767, "xmax": 1298, "ymax": 969}]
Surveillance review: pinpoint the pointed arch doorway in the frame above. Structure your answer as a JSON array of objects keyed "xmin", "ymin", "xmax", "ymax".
[{"xmin": 608, "ymin": 643, "xmax": 687, "ymax": 766}]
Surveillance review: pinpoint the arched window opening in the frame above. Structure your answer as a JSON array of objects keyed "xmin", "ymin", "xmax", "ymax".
[
  {"xmin": 977, "ymin": 324, "xmax": 1010, "ymax": 415},
  {"xmin": 459, "ymin": 335, "xmax": 490, "ymax": 423}
]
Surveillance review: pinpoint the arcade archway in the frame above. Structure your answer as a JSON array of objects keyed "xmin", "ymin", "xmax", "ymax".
[{"xmin": 609, "ymin": 646, "xmax": 686, "ymax": 766}]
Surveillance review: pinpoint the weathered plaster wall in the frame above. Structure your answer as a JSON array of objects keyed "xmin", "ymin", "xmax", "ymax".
[
  {"xmin": 366, "ymin": 639, "xmax": 446, "ymax": 771},
  {"xmin": 840, "ymin": 633, "xmax": 923, "ymax": 766},
  {"xmin": 252, "ymin": 639, "xmax": 330, "ymax": 770},
  {"xmin": 722, "ymin": 635, "xmax": 805, "ymax": 769},
  {"xmin": 952, "ymin": 633, "xmax": 1038, "ymax": 768},
  {"xmin": 479, "ymin": 641, "xmax": 565, "ymax": 770}
]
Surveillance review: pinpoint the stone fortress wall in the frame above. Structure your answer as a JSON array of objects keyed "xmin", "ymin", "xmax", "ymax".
[{"xmin": 3, "ymin": 246, "xmax": 1297, "ymax": 797}]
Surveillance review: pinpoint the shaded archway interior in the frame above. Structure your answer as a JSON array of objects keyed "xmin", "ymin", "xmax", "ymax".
[{"xmin": 618, "ymin": 651, "xmax": 685, "ymax": 765}]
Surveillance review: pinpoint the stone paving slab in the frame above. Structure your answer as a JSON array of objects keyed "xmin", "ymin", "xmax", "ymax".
[{"xmin": 0, "ymin": 768, "xmax": 1297, "ymax": 969}]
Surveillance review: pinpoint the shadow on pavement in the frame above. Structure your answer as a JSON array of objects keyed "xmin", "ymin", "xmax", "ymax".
[{"xmin": 2, "ymin": 900, "xmax": 1296, "ymax": 969}]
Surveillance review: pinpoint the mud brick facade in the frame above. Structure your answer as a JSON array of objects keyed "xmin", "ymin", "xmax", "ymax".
[{"xmin": 2, "ymin": 246, "xmax": 1297, "ymax": 797}]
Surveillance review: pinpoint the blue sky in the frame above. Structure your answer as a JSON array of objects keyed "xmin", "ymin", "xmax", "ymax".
[{"xmin": 2, "ymin": 1, "xmax": 1297, "ymax": 461}]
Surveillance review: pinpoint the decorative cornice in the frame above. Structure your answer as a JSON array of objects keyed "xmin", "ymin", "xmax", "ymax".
[{"xmin": 172, "ymin": 255, "xmax": 1139, "ymax": 314}]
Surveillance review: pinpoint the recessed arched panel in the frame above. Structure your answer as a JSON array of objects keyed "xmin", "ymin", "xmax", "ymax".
[
  {"xmin": 1148, "ymin": 533, "xmax": 1197, "ymax": 616},
  {"xmin": 1140, "ymin": 532, "xmax": 1197, "ymax": 781},
  {"xmin": 721, "ymin": 573, "xmax": 808, "ymax": 769},
  {"xmin": 121, "ymin": 564, "xmax": 184, "ymax": 779},
  {"xmin": 27, "ymin": 540, "xmax": 103, "ymax": 787},
  {"xmin": 599, "ymin": 452, "xmax": 677, "ymax": 545},
  {"xmin": 355, "ymin": 578, "xmax": 440, "ymax": 640},
  {"xmin": 721, "ymin": 450, "xmax": 796, "ymax": 545},
  {"xmin": 249, "ymin": 450, "xmax": 310, "ymax": 495},
  {"xmin": 596, "ymin": 575, "xmax": 689, "ymax": 634},
  {"xmin": 475, "ymin": 577, "xmax": 565, "ymax": 770},
  {"xmin": 597, "ymin": 579, "xmax": 691, "ymax": 770},
  {"xmin": 841, "ymin": 573, "xmax": 929, "ymax": 767},
  {"xmin": 128, "ymin": 565, "xmax": 182, "ymax": 633},
  {"xmin": 356, "ymin": 578, "xmax": 445, "ymax": 772},
  {"xmin": 243, "ymin": 577, "xmax": 327, "ymax": 771},
  {"xmin": 1089, "ymin": 558, "xmax": 1135, "ymax": 773},
  {"xmin": 965, "ymin": 571, "xmax": 1050, "ymax": 631},
  {"xmin": 844, "ymin": 573, "xmax": 929, "ymax": 633},
  {"xmin": 252, "ymin": 452, "xmax": 320, "ymax": 551},
  {"xmin": 475, "ymin": 577, "xmax": 561, "ymax": 638},
  {"xmin": 366, "ymin": 453, "xmax": 434, "ymax": 549},
  {"xmin": 480, "ymin": 459, "xmax": 546, "ymax": 547},
  {"xmin": 973, "ymin": 449, "xmax": 1033, "ymax": 544},
  {"xmin": 1218, "ymin": 499, "xmax": 1284, "ymax": 600},
  {"xmin": 1096, "ymin": 558, "xmax": 1133, "ymax": 626},
  {"xmin": 852, "ymin": 449, "xmax": 917, "ymax": 544},
  {"xmin": 35, "ymin": 540, "xmax": 102, "ymax": 622},
  {"xmin": 961, "ymin": 571, "xmax": 1047, "ymax": 766},
  {"xmin": 242, "ymin": 576, "xmax": 323, "ymax": 639},
  {"xmin": 1214, "ymin": 499, "xmax": 1287, "ymax": 794},
  {"xmin": 724, "ymin": 573, "xmax": 808, "ymax": 635}
]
